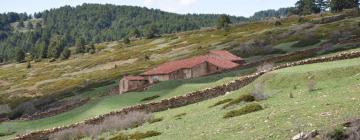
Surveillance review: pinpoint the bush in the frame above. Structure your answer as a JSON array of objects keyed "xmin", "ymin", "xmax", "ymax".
[
  {"xmin": 129, "ymin": 131, "xmax": 162, "ymax": 140},
  {"xmin": 109, "ymin": 133, "xmax": 128, "ymax": 140},
  {"xmin": 110, "ymin": 131, "xmax": 161, "ymax": 140},
  {"xmin": 326, "ymin": 127, "xmax": 347, "ymax": 140},
  {"xmin": 50, "ymin": 111, "xmax": 153, "ymax": 140},
  {"xmin": 223, "ymin": 103, "xmax": 263, "ymax": 118},
  {"xmin": 149, "ymin": 117, "xmax": 164, "ymax": 124},
  {"xmin": 140, "ymin": 95, "xmax": 160, "ymax": 101},
  {"xmin": 222, "ymin": 94, "xmax": 255, "ymax": 109},
  {"xmin": 291, "ymin": 37, "xmax": 320, "ymax": 48},
  {"xmin": 209, "ymin": 99, "xmax": 233, "ymax": 108},
  {"xmin": 174, "ymin": 113, "xmax": 186, "ymax": 118},
  {"xmin": 274, "ymin": 21, "xmax": 282, "ymax": 26}
]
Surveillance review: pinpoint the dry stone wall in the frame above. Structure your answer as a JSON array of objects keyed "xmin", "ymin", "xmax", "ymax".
[
  {"xmin": 14, "ymin": 50, "xmax": 360, "ymax": 140},
  {"xmin": 19, "ymin": 98, "xmax": 90, "ymax": 121}
]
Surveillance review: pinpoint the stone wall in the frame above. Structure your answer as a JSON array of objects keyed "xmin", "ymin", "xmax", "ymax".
[
  {"xmin": 14, "ymin": 50, "xmax": 360, "ymax": 140},
  {"xmin": 19, "ymin": 98, "xmax": 90, "ymax": 121}
]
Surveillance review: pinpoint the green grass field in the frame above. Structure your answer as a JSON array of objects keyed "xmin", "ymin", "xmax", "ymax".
[
  {"xmin": 0, "ymin": 68, "xmax": 254, "ymax": 139},
  {"xmin": 101, "ymin": 57, "xmax": 360, "ymax": 140}
]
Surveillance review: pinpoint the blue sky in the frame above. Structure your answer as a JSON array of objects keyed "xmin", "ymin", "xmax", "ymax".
[{"xmin": 0, "ymin": 0, "xmax": 298, "ymax": 17}]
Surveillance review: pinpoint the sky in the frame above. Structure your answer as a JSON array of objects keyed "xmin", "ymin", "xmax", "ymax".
[{"xmin": 0, "ymin": 0, "xmax": 298, "ymax": 17}]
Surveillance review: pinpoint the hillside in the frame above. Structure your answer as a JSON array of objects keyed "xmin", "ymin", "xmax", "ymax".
[
  {"xmin": 108, "ymin": 55, "xmax": 360, "ymax": 140},
  {"xmin": 0, "ymin": 9, "xmax": 360, "ymax": 139},
  {"xmin": 0, "ymin": 4, "xmax": 247, "ymax": 60},
  {"xmin": 0, "ymin": 10, "xmax": 360, "ymax": 118}
]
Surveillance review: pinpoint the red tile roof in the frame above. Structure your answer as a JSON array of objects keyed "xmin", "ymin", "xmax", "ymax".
[
  {"xmin": 142, "ymin": 50, "xmax": 241, "ymax": 76},
  {"xmin": 209, "ymin": 50, "xmax": 244, "ymax": 61},
  {"xmin": 123, "ymin": 76, "xmax": 147, "ymax": 81}
]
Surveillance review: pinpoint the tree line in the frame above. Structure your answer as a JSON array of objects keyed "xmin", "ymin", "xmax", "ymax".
[
  {"xmin": 0, "ymin": 1, "xmax": 359, "ymax": 63},
  {"xmin": 0, "ymin": 4, "xmax": 247, "ymax": 63},
  {"xmin": 250, "ymin": 0, "xmax": 359, "ymax": 20}
]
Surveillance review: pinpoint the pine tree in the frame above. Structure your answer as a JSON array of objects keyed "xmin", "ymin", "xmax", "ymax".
[
  {"xmin": 144, "ymin": 25, "xmax": 159, "ymax": 39},
  {"xmin": 48, "ymin": 36, "xmax": 65, "ymax": 58},
  {"xmin": 61, "ymin": 48, "xmax": 71, "ymax": 59},
  {"xmin": 295, "ymin": 0, "xmax": 321, "ymax": 15},
  {"xmin": 123, "ymin": 37, "xmax": 130, "ymax": 44},
  {"xmin": 217, "ymin": 15, "xmax": 231, "ymax": 29},
  {"xmin": 27, "ymin": 22, "xmax": 33, "ymax": 29},
  {"xmin": 129, "ymin": 29, "xmax": 140, "ymax": 39},
  {"xmin": 330, "ymin": 0, "xmax": 359, "ymax": 12},
  {"xmin": 75, "ymin": 37, "xmax": 86, "ymax": 53},
  {"xmin": 16, "ymin": 49, "xmax": 25, "ymax": 63}
]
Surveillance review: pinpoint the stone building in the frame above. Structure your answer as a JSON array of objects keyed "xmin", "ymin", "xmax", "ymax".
[
  {"xmin": 119, "ymin": 50, "xmax": 245, "ymax": 94},
  {"xmin": 119, "ymin": 76, "xmax": 149, "ymax": 94}
]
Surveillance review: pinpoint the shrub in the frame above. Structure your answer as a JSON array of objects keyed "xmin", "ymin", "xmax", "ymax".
[
  {"xmin": 140, "ymin": 95, "xmax": 160, "ymax": 102},
  {"xmin": 274, "ymin": 21, "xmax": 282, "ymax": 26},
  {"xmin": 291, "ymin": 37, "xmax": 320, "ymax": 48},
  {"xmin": 174, "ymin": 113, "xmax": 186, "ymax": 118},
  {"xmin": 50, "ymin": 111, "xmax": 153, "ymax": 140},
  {"xmin": 149, "ymin": 117, "xmax": 164, "ymax": 124},
  {"xmin": 222, "ymin": 94, "xmax": 255, "ymax": 109},
  {"xmin": 109, "ymin": 131, "xmax": 161, "ymax": 140},
  {"xmin": 129, "ymin": 131, "xmax": 162, "ymax": 140},
  {"xmin": 209, "ymin": 99, "xmax": 233, "ymax": 108},
  {"xmin": 109, "ymin": 133, "xmax": 128, "ymax": 140},
  {"xmin": 223, "ymin": 103, "xmax": 263, "ymax": 118},
  {"xmin": 326, "ymin": 127, "xmax": 347, "ymax": 140}
]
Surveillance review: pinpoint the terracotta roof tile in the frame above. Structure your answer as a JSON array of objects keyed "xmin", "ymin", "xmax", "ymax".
[
  {"xmin": 142, "ymin": 50, "xmax": 241, "ymax": 75},
  {"xmin": 124, "ymin": 76, "xmax": 146, "ymax": 81},
  {"xmin": 209, "ymin": 50, "xmax": 243, "ymax": 61}
]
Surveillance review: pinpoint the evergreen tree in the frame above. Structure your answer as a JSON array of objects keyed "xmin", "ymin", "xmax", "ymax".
[
  {"xmin": 75, "ymin": 37, "xmax": 86, "ymax": 53},
  {"xmin": 129, "ymin": 29, "xmax": 140, "ymax": 39},
  {"xmin": 123, "ymin": 37, "xmax": 130, "ymax": 44},
  {"xmin": 27, "ymin": 22, "xmax": 33, "ymax": 29},
  {"xmin": 295, "ymin": 0, "xmax": 321, "ymax": 15},
  {"xmin": 16, "ymin": 49, "xmax": 25, "ymax": 63},
  {"xmin": 217, "ymin": 15, "xmax": 231, "ymax": 29},
  {"xmin": 144, "ymin": 24, "xmax": 159, "ymax": 39},
  {"xmin": 34, "ymin": 22, "xmax": 42, "ymax": 29},
  {"xmin": 61, "ymin": 48, "xmax": 71, "ymax": 59},
  {"xmin": 17, "ymin": 21, "xmax": 24, "ymax": 28},
  {"xmin": 48, "ymin": 36, "xmax": 65, "ymax": 58},
  {"xmin": 330, "ymin": 0, "xmax": 359, "ymax": 12}
]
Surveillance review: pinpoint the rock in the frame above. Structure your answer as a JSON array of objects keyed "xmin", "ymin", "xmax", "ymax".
[{"xmin": 292, "ymin": 130, "xmax": 318, "ymax": 140}]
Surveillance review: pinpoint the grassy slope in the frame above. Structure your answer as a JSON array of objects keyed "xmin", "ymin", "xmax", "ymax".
[
  {"xmin": 0, "ymin": 68, "xmax": 254, "ymax": 139},
  {"xmin": 2, "ymin": 13, "xmax": 357, "ymax": 104},
  {"xmin": 107, "ymin": 57, "xmax": 360, "ymax": 140}
]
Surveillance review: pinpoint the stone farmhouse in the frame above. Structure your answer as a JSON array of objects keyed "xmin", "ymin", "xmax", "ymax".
[{"xmin": 119, "ymin": 50, "xmax": 245, "ymax": 94}]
